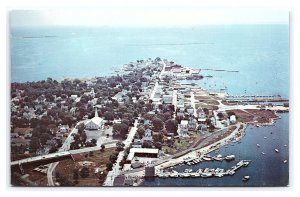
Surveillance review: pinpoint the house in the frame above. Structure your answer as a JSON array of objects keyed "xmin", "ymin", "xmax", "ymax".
[
  {"xmin": 188, "ymin": 119, "xmax": 197, "ymax": 131},
  {"xmin": 162, "ymin": 95, "xmax": 173, "ymax": 104},
  {"xmin": 85, "ymin": 110, "xmax": 104, "ymax": 130},
  {"xmin": 142, "ymin": 129, "xmax": 153, "ymax": 142},
  {"xmin": 58, "ymin": 125, "xmax": 69, "ymax": 133},
  {"xmin": 177, "ymin": 120, "xmax": 188, "ymax": 137},
  {"xmin": 113, "ymin": 175, "xmax": 125, "ymax": 186},
  {"xmin": 197, "ymin": 108, "xmax": 206, "ymax": 119},
  {"xmin": 132, "ymin": 139, "xmax": 143, "ymax": 148},
  {"xmin": 229, "ymin": 115, "xmax": 236, "ymax": 124},
  {"xmin": 70, "ymin": 95, "xmax": 78, "ymax": 101},
  {"xmin": 11, "ymin": 133, "xmax": 19, "ymax": 138}
]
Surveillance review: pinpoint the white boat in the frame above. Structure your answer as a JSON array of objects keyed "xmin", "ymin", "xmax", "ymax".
[
  {"xmin": 225, "ymin": 155, "xmax": 235, "ymax": 161},
  {"xmin": 242, "ymin": 160, "xmax": 251, "ymax": 167},
  {"xmin": 256, "ymin": 144, "xmax": 260, "ymax": 147},
  {"xmin": 214, "ymin": 173, "xmax": 224, "ymax": 177},
  {"xmin": 275, "ymin": 149, "xmax": 279, "ymax": 153},
  {"xmin": 264, "ymin": 137, "xmax": 267, "ymax": 139},
  {"xmin": 284, "ymin": 144, "xmax": 287, "ymax": 147},
  {"xmin": 261, "ymin": 152, "xmax": 265, "ymax": 155},
  {"xmin": 283, "ymin": 160, "xmax": 288, "ymax": 164},
  {"xmin": 201, "ymin": 172, "xmax": 213, "ymax": 177},
  {"xmin": 242, "ymin": 175, "xmax": 250, "ymax": 181},
  {"xmin": 202, "ymin": 156, "xmax": 213, "ymax": 161}
]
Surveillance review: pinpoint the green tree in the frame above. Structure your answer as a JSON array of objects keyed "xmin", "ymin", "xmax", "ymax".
[
  {"xmin": 165, "ymin": 119, "xmax": 178, "ymax": 134},
  {"xmin": 29, "ymin": 137, "xmax": 40, "ymax": 153},
  {"xmin": 103, "ymin": 111, "xmax": 114, "ymax": 121},
  {"xmin": 80, "ymin": 167, "xmax": 90, "ymax": 178},
  {"xmin": 112, "ymin": 123, "xmax": 129, "ymax": 139},
  {"xmin": 152, "ymin": 118, "xmax": 164, "ymax": 132}
]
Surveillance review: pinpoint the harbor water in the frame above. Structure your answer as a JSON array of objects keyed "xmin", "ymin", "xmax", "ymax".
[{"xmin": 144, "ymin": 113, "xmax": 289, "ymax": 187}]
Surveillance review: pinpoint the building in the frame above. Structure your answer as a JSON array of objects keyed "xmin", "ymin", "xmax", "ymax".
[
  {"xmin": 142, "ymin": 129, "xmax": 153, "ymax": 142},
  {"xmin": 162, "ymin": 95, "xmax": 173, "ymax": 104},
  {"xmin": 85, "ymin": 109, "xmax": 104, "ymax": 130},
  {"xmin": 58, "ymin": 125, "xmax": 69, "ymax": 133},
  {"xmin": 229, "ymin": 115, "xmax": 236, "ymax": 124},
  {"xmin": 126, "ymin": 148, "xmax": 159, "ymax": 162},
  {"xmin": 145, "ymin": 166, "xmax": 155, "ymax": 181},
  {"xmin": 177, "ymin": 120, "xmax": 188, "ymax": 137},
  {"xmin": 188, "ymin": 119, "xmax": 198, "ymax": 131}
]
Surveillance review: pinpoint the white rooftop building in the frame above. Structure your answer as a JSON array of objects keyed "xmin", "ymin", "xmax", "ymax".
[{"xmin": 85, "ymin": 108, "xmax": 104, "ymax": 130}]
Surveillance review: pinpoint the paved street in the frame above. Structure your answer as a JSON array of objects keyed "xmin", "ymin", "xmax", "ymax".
[{"xmin": 103, "ymin": 119, "xmax": 138, "ymax": 186}]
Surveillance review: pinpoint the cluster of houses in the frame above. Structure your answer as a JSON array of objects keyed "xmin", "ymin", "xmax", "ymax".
[
  {"xmin": 162, "ymin": 62, "xmax": 202, "ymax": 80},
  {"xmin": 11, "ymin": 124, "xmax": 70, "ymax": 154}
]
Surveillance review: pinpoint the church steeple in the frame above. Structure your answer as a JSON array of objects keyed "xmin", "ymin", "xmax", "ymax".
[{"xmin": 94, "ymin": 107, "xmax": 99, "ymax": 117}]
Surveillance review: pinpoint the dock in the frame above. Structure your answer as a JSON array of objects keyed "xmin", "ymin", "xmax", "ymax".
[
  {"xmin": 226, "ymin": 95, "xmax": 288, "ymax": 103},
  {"xmin": 156, "ymin": 160, "xmax": 251, "ymax": 178}
]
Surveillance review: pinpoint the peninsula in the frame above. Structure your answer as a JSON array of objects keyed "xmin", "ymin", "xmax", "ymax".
[{"xmin": 10, "ymin": 58, "xmax": 289, "ymax": 186}]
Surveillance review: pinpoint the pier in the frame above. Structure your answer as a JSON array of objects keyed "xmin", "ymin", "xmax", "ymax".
[
  {"xmin": 156, "ymin": 160, "xmax": 251, "ymax": 179},
  {"xmin": 226, "ymin": 95, "xmax": 288, "ymax": 103}
]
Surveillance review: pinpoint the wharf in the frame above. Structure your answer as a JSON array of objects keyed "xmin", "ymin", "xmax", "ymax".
[{"xmin": 156, "ymin": 160, "xmax": 251, "ymax": 179}]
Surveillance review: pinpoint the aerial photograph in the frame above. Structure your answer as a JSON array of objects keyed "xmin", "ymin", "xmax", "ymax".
[{"xmin": 9, "ymin": 8, "xmax": 289, "ymax": 187}]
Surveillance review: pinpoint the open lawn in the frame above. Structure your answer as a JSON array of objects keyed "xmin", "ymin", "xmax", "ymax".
[{"xmin": 55, "ymin": 147, "xmax": 117, "ymax": 186}]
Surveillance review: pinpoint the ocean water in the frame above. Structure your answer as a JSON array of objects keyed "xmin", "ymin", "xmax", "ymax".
[
  {"xmin": 10, "ymin": 25, "xmax": 289, "ymax": 98},
  {"xmin": 10, "ymin": 25, "xmax": 289, "ymax": 186}
]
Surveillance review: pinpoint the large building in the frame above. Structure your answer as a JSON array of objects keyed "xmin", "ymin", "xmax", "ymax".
[{"xmin": 85, "ymin": 109, "xmax": 104, "ymax": 130}]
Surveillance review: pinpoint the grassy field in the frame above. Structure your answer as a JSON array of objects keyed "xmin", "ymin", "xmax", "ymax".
[
  {"xmin": 55, "ymin": 147, "xmax": 117, "ymax": 186},
  {"xmin": 162, "ymin": 136, "xmax": 196, "ymax": 155}
]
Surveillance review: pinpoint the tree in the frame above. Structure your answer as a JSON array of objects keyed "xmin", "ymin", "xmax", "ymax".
[
  {"xmin": 77, "ymin": 123, "xmax": 85, "ymax": 134},
  {"xmin": 106, "ymin": 162, "xmax": 113, "ymax": 171},
  {"xmin": 217, "ymin": 112, "xmax": 224, "ymax": 120},
  {"xmin": 40, "ymin": 133, "xmax": 52, "ymax": 145},
  {"xmin": 103, "ymin": 111, "xmax": 114, "ymax": 121},
  {"xmin": 91, "ymin": 139, "xmax": 97, "ymax": 146},
  {"xmin": 109, "ymin": 154, "xmax": 117, "ymax": 163},
  {"xmin": 29, "ymin": 137, "xmax": 40, "ymax": 153},
  {"xmin": 80, "ymin": 167, "xmax": 90, "ymax": 178},
  {"xmin": 165, "ymin": 119, "xmax": 178, "ymax": 134},
  {"xmin": 101, "ymin": 144, "xmax": 105, "ymax": 151},
  {"xmin": 152, "ymin": 118, "xmax": 164, "ymax": 132},
  {"xmin": 137, "ymin": 126, "xmax": 145, "ymax": 138},
  {"xmin": 153, "ymin": 133, "xmax": 164, "ymax": 143},
  {"xmin": 112, "ymin": 123, "xmax": 129, "ymax": 139}
]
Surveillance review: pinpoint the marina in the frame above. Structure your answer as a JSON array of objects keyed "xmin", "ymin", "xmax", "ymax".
[{"xmin": 157, "ymin": 160, "xmax": 251, "ymax": 179}]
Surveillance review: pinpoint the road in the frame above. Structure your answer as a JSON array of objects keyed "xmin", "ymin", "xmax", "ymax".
[
  {"xmin": 46, "ymin": 121, "xmax": 83, "ymax": 186},
  {"xmin": 190, "ymin": 91, "xmax": 198, "ymax": 118},
  {"xmin": 103, "ymin": 119, "xmax": 138, "ymax": 186}
]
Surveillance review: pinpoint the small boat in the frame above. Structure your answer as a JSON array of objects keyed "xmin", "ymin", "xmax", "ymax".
[
  {"xmin": 261, "ymin": 152, "xmax": 265, "ymax": 155},
  {"xmin": 242, "ymin": 175, "xmax": 250, "ymax": 181},
  {"xmin": 264, "ymin": 137, "xmax": 267, "ymax": 139},
  {"xmin": 225, "ymin": 155, "xmax": 235, "ymax": 161},
  {"xmin": 284, "ymin": 144, "xmax": 287, "ymax": 147},
  {"xmin": 256, "ymin": 144, "xmax": 260, "ymax": 147},
  {"xmin": 275, "ymin": 149, "xmax": 279, "ymax": 153},
  {"xmin": 283, "ymin": 160, "xmax": 288, "ymax": 164},
  {"xmin": 202, "ymin": 156, "xmax": 213, "ymax": 161}
]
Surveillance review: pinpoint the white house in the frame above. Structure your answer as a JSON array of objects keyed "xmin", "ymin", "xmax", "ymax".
[
  {"xmin": 162, "ymin": 95, "xmax": 173, "ymax": 104},
  {"xmin": 229, "ymin": 115, "xmax": 236, "ymax": 124}
]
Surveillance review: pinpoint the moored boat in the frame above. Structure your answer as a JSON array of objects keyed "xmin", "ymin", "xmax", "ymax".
[{"xmin": 242, "ymin": 175, "xmax": 250, "ymax": 181}]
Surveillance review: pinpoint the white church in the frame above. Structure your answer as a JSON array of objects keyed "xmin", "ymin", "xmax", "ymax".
[{"xmin": 85, "ymin": 108, "xmax": 104, "ymax": 130}]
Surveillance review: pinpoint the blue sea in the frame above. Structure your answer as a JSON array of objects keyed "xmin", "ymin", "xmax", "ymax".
[{"xmin": 10, "ymin": 25, "xmax": 289, "ymax": 186}]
